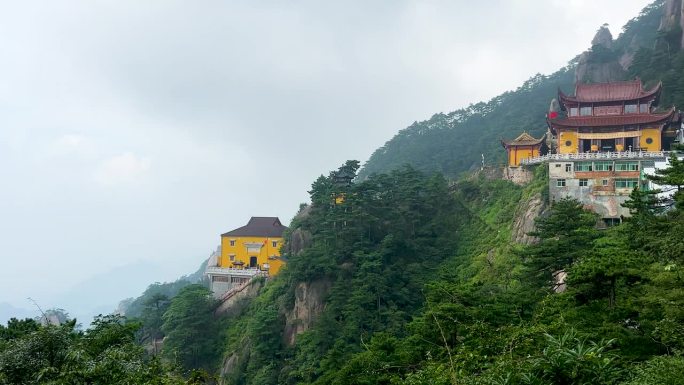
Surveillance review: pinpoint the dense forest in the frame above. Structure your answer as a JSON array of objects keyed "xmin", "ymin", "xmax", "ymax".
[{"xmin": 4, "ymin": 1, "xmax": 684, "ymax": 384}]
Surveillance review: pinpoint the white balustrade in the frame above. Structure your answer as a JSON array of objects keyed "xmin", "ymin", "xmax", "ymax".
[{"xmin": 520, "ymin": 151, "xmax": 668, "ymax": 165}]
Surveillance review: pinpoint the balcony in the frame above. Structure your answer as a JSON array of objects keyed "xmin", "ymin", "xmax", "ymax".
[
  {"xmin": 520, "ymin": 151, "xmax": 669, "ymax": 165},
  {"xmin": 205, "ymin": 266, "xmax": 268, "ymax": 277}
]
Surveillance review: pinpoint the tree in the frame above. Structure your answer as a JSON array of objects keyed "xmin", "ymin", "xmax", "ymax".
[
  {"xmin": 524, "ymin": 198, "xmax": 599, "ymax": 286},
  {"xmin": 162, "ymin": 285, "xmax": 221, "ymax": 372},
  {"xmin": 647, "ymin": 153, "xmax": 684, "ymax": 207},
  {"xmin": 140, "ymin": 293, "xmax": 170, "ymax": 353}
]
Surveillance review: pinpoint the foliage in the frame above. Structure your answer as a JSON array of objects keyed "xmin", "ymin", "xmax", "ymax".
[
  {"xmin": 0, "ymin": 315, "xmax": 191, "ymax": 385},
  {"xmin": 162, "ymin": 284, "xmax": 223, "ymax": 372}
]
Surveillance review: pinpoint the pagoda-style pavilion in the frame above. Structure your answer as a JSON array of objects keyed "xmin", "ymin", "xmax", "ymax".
[
  {"xmin": 501, "ymin": 132, "xmax": 546, "ymax": 167},
  {"xmin": 547, "ymin": 79, "xmax": 676, "ymax": 153}
]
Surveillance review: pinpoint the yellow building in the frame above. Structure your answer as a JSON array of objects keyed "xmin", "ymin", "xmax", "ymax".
[
  {"xmin": 549, "ymin": 80, "xmax": 674, "ymax": 154},
  {"xmin": 501, "ymin": 132, "xmax": 546, "ymax": 166},
  {"xmin": 219, "ymin": 216, "xmax": 288, "ymax": 275}
]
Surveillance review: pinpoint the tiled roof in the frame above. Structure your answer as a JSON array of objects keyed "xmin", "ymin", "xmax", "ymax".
[
  {"xmin": 502, "ymin": 132, "xmax": 545, "ymax": 147},
  {"xmin": 548, "ymin": 108, "xmax": 675, "ymax": 128},
  {"xmin": 221, "ymin": 217, "xmax": 288, "ymax": 237},
  {"xmin": 559, "ymin": 79, "xmax": 661, "ymax": 103}
]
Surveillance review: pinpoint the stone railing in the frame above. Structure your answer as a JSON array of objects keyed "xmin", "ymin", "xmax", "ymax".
[{"xmin": 520, "ymin": 151, "xmax": 669, "ymax": 165}]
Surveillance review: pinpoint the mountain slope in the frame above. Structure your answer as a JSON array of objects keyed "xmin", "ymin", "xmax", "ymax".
[{"xmin": 358, "ymin": 0, "xmax": 668, "ymax": 179}]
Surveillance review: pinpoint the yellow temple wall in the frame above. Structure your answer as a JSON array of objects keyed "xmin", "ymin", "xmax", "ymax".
[
  {"xmin": 639, "ymin": 128, "xmax": 661, "ymax": 151},
  {"xmin": 220, "ymin": 235, "xmax": 285, "ymax": 275},
  {"xmin": 558, "ymin": 131, "xmax": 578, "ymax": 154},
  {"xmin": 508, "ymin": 146, "xmax": 540, "ymax": 166}
]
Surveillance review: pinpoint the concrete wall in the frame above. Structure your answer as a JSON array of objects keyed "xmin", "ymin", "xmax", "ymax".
[{"xmin": 548, "ymin": 160, "xmax": 645, "ymax": 218}]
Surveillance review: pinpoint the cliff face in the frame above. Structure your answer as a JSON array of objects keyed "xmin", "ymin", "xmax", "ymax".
[
  {"xmin": 576, "ymin": 26, "xmax": 627, "ymax": 83},
  {"xmin": 659, "ymin": 0, "xmax": 684, "ymax": 48},
  {"xmin": 283, "ymin": 279, "xmax": 331, "ymax": 346},
  {"xmin": 511, "ymin": 192, "xmax": 546, "ymax": 245}
]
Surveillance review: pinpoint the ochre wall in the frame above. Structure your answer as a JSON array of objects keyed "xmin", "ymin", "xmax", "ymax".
[
  {"xmin": 558, "ymin": 130, "xmax": 578, "ymax": 154},
  {"xmin": 508, "ymin": 146, "xmax": 540, "ymax": 166},
  {"xmin": 639, "ymin": 128, "xmax": 661, "ymax": 151},
  {"xmin": 220, "ymin": 235, "xmax": 285, "ymax": 275}
]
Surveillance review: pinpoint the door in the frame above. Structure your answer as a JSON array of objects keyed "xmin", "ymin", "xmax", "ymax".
[
  {"xmin": 249, "ymin": 256, "xmax": 257, "ymax": 268},
  {"xmin": 601, "ymin": 139, "xmax": 615, "ymax": 152}
]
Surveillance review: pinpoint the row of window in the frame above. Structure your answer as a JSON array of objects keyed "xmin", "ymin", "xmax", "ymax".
[
  {"xmin": 568, "ymin": 104, "xmax": 648, "ymax": 117},
  {"xmin": 228, "ymin": 240, "xmax": 278, "ymax": 247},
  {"xmin": 556, "ymin": 178, "xmax": 639, "ymax": 188},
  {"xmin": 556, "ymin": 162, "xmax": 640, "ymax": 172}
]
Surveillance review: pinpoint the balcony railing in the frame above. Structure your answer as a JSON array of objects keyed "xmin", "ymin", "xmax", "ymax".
[
  {"xmin": 520, "ymin": 151, "xmax": 669, "ymax": 165},
  {"xmin": 205, "ymin": 266, "xmax": 268, "ymax": 277}
]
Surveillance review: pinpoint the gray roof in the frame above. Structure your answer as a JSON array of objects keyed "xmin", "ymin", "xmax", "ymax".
[{"xmin": 221, "ymin": 217, "xmax": 288, "ymax": 238}]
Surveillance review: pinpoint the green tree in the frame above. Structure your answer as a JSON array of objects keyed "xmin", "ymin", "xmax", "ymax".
[
  {"xmin": 162, "ymin": 284, "xmax": 221, "ymax": 372},
  {"xmin": 524, "ymin": 198, "xmax": 599, "ymax": 286}
]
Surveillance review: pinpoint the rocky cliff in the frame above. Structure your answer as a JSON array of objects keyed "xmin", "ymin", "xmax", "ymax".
[{"xmin": 283, "ymin": 279, "xmax": 331, "ymax": 346}]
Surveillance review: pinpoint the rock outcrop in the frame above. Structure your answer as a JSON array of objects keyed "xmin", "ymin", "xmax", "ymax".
[
  {"xmin": 283, "ymin": 279, "xmax": 331, "ymax": 346},
  {"xmin": 659, "ymin": 0, "xmax": 684, "ymax": 49},
  {"xmin": 511, "ymin": 192, "xmax": 547, "ymax": 245},
  {"xmin": 576, "ymin": 26, "xmax": 626, "ymax": 83},
  {"xmin": 284, "ymin": 205, "xmax": 313, "ymax": 256}
]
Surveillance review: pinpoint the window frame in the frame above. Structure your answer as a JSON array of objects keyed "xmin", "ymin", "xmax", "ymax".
[
  {"xmin": 624, "ymin": 104, "xmax": 638, "ymax": 114},
  {"xmin": 556, "ymin": 179, "xmax": 566, "ymax": 187},
  {"xmin": 576, "ymin": 162, "xmax": 593, "ymax": 171},
  {"xmin": 594, "ymin": 162, "xmax": 613, "ymax": 171},
  {"xmin": 579, "ymin": 179, "xmax": 588, "ymax": 187},
  {"xmin": 615, "ymin": 162, "xmax": 639, "ymax": 171},
  {"xmin": 615, "ymin": 179, "xmax": 639, "ymax": 188}
]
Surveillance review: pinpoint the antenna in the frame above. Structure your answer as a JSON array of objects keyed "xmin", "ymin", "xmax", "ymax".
[{"xmin": 27, "ymin": 297, "xmax": 47, "ymax": 320}]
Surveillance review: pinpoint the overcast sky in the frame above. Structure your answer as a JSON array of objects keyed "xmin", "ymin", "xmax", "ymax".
[{"xmin": 0, "ymin": 0, "xmax": 652, "ymax": 320}]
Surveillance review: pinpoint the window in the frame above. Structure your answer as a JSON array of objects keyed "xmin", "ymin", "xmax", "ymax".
[
  {"xmin": 624, "ymin": 104, "xmax": 637, "ymax": 113},
  {"xmin": 580, "ymin": 106, "xmax": 592, "ymax": 116},
  {"xmin": 576, "ymin": 162, "xmax": 593, "ymax": 171},
  {"xmin": 229, "ymin": 255, "xmax": 235, "ymax": 262},
  {"xmin": 272, "ymin": 241, "xmax": 277, "ymax": 248},
  {"xmin": 556, "ymin": 179, "xmax": 566, "ymax": 187},
  {"xmin": 640, "ymin": 103, "xmax": 649, "ymax": 113},
  {"xmin": 602, "ymin": 179, "xmax": 610, "ymax": 186},
  {"xmin": 229, "ymin": 240, "xmax": 236, "ymax": 246},
  {"xmin": 594, "ymin": 162, "xmax": 613, "ymax": 171},
  {"xmin": 555, "ymin": 163, "xmax": 562, "ymax": 168},
  {"xmin": 615, "ymin": 162, "xmax": 639, "ymax": 171},
  {"xmin": 565, "ymin": 163, "xmax": 572, "ymax": 172},
  {"xmin": 615, "ymin": 179, "xmax": 639, "ymax": 188},
  {"xmin": 570, "ymin": 107, "xmax": 579, "ymax": 117},
  {"xmin": 645, "ymin": 137, "xmax": 654, "ymax": 144},
  {"xmin": 579, "ymin": 179, "xmax": 588, "ymax": 187}
]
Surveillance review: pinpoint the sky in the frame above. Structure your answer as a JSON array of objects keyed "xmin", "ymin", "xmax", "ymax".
[{"xmin": 0, "ymin": 0, "xmax": 652, "ymax": 322}]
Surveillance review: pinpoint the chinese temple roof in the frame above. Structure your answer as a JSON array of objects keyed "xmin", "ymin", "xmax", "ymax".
[
  {"xmin": 222, "ymin": 217, "xmax": 288, "ymax": 238},
  {"xmin": 559, "ymin": 79, "xmax": 661, "ymax": 104},
  {"xmin": 548, "ymin": 107, "xmax": 676, "ymax": 129},
  {"xmin": 501, "ymin": 132, "xmax": 545, "ymax": 148}
]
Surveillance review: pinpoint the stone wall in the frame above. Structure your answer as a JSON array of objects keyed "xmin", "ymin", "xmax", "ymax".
[{"xmin": 503, "ymin": 166, "xmax": 534, "ymax": 185}]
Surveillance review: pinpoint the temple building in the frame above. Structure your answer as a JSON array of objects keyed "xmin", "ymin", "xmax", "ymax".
[
  {"xmin": 205, "ymin": 217, "xmax": 288, "ymax": 297},
  {"xmin": 508, "ymin": 78, "xmax": 680, "ymax": 224},
  {"xmin": 501, "ymin": 132, "xmax": 547, "ymax": 167},
  {"xmin": 549, "ymin": 79, "xmax": 675, "ymax": 154}
]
